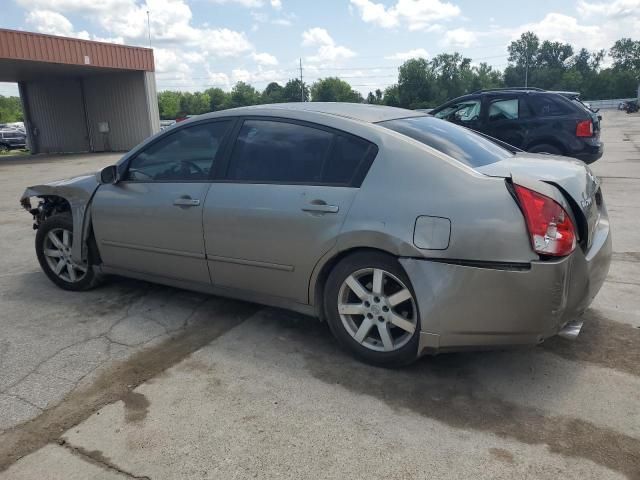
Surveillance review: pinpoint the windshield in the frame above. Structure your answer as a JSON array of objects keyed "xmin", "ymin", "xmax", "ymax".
[{"xmin": 379, "ymin": 116, "xmax": 512, "ymax": 168}]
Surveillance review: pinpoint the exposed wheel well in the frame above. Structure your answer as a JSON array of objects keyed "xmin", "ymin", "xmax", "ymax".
[
  {"xmin": 29, "ymin": 195, "xmax": 71, "ymax": 228},
  {"xmin": 312, "ymin": 247, "xmax": 399, "ymax": 320}
]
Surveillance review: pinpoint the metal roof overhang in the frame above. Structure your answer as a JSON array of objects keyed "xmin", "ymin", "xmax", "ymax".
[{"xmin": 0, "ymin": 28, "xmax": 154, "ymax": 83}]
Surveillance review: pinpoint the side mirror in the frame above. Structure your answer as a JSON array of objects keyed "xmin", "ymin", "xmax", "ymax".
[{"xmin": 99, "ymin": 165, "xmax": 119, "ymax": 184}]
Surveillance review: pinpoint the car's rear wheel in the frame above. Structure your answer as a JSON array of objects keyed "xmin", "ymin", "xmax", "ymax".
[
  {"xmin": 324, "ymin": 251, "xmax": 420, "ymax": 367},
  {"xmin": 0, "ymin": 143, "xmax": 9, "ymax": 153},
  {"xmin": 529, "ymin": 143, "xmax": 563, "ymax": 155},
  {"xmin": 35, "ymin": 214, "xmax": 101, "ymax": 291}
]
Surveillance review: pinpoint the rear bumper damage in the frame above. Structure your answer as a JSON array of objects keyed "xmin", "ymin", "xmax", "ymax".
[{"xmin": 401, "ymin": 215, "xmax": 611, "ymax": 356}]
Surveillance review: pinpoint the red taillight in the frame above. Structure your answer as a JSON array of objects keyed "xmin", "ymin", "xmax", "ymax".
[
  {"xmin": 514, "ymin": 184, "xmax": 576, "ymax": 257},
  {"xmin": 576, "ymin": 120, "xmax": 593, "ymax": 137}
]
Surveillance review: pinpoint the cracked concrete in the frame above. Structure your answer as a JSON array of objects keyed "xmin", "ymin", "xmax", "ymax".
[
  {"xmin": 1, "ymin": 112, "xmax": 639, "ymax": 479},
  {"xmin": 1, "ymin": 444, "xmax": 131, "ymax": 479}
]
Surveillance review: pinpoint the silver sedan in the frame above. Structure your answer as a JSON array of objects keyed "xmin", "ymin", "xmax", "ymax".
[{"xmin": 20, "ymin": 103, "xmax": 611, "ymax": 366}]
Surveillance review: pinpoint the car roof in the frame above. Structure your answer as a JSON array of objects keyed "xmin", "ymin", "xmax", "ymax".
[{"xmin": 197, "ymin": 102, "xmax": 426, "ymax": 124}]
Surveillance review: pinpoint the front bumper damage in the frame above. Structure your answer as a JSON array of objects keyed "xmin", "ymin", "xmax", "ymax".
[{"xmin": 19, "ymin": 174, "xmax": 100, "ymax": 264}]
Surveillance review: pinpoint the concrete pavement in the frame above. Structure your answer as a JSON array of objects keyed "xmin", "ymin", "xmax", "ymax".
[{"xmin": 1, "ymin": 110, "xmax": 639, "ymax": 479}]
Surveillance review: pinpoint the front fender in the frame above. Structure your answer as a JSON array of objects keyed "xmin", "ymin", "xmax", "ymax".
[{"xmin": 20, "ymin": 174, "xmax": 100, "ymax": 263}]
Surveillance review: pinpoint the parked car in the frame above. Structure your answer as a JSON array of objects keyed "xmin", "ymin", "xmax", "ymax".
[
  {"xmin": 430, "ymin": 87, "xmax": 603, "ymax": 163},
  {"xmin": 20, "ymin": 103, "xmax": 611, "ymax": 366},
  {"xmin": 160, "ymin": 119, "xmax": 176, "ymax": 130},
  {"xmin": 0, "ymin": 129, "xmax": 27, "ymax": 152},
  {"xmin": 622, "ymin": 100, "xmax": 639, "ymax": 113}
]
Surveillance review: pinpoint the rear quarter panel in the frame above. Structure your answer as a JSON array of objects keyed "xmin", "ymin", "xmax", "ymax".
[{"xmin": 335, "ymin": 128, "xmax": 536, "ymax": 264}]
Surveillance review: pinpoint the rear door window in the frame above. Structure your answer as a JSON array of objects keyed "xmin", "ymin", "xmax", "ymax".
[
  {"xmin": 526, "ymin": 94, "xmax": 574, "ymax": 117},
  {"xmin": 227, "ymin": 119, "xmax": 376, "ymax": 186},
  {"xmin": 322, "ymin": 134, "xmax": 373, "ymax": 185},
  {"xmin": 379, "ymin": 116, "xmax": 511, "ymax": 168},
  {"xmin": 488, "ymin": 98, "xmax": 520, "ymax": 122}
]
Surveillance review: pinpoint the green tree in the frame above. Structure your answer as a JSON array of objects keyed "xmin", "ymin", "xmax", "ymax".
[
  {"xmin": 508, "ymin": 31, "xmax": 540, "ymax": 68},
  {"xmin": 507, "ymin": 31, "xmax": 540, "ymax": 86},
  {"xmin": 204, "ymin": 87, "xmax": 230, "ymax": 111},
  {"xmin": 311, "ymin": 77, "xmax": 363, "ymax": 102},
  {"xmin": 397, "ymin": 58, "xmax": 437, "ymax": 109},
  {"xmin": 382, "ymin": 85, "xmax": 400, "ymax": 107},
  {"xmin": 179, "ymin": 91, "xmax": 210, "ymax": 115},
  {"xmin": 229, "ymin": 81, "xmax": 261, "ymax": 107},
  {"xmin": 157, "ymin": 91, "xmax": 182, "ymax": 119},
  {"xmin": 262, "ymin": 82, "xmax": 284, "ymax": 103},
  {"xmin": 282, "ymin": 79, "xmax": 310, "ymax": 102},
  {"xmin": 0, "ymin": 96, "xmax": 23, "ymax": 123},
  {"xmin": 610, "ymin": 38, "xmax": 640, "ymax": 74},
  {"xmin": 469, "ymin": 63, "xmax": 503, "ymax": 92},
  {"xmin": 431, "ymin": 52, "xmax": 474, "ymax": 101},
  {"xmin": 537, "ymin": 40, "xmax": 574, "ymax": 69}
]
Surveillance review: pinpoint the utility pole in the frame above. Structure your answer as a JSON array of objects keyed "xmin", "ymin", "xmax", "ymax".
[
  {"xmin": 524, "ymin": 37, "xmax": 529, "ymax": 87},
  {"xmin": 299, "ymin": 58, "xmax": 304, "ymax": 102},
  {"xmin": 146, "ymin": 10, "xmax": 151, "ymax": 48}
]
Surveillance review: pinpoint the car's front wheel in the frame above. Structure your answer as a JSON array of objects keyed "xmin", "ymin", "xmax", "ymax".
[
  {"xmin": 35, "ymin": 214, "xmax": 101, "ymax": 291},
  {"xmin": 324, "ymin": 251, "xmax": 421, "ymax": 367}
]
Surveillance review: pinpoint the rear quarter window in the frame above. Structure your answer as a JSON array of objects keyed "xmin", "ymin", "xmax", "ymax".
[
  {"xmin": 526, "ymin": 94, "xmax": 576, "ymax": 117},
  {"xmin": 379, "ymin": 116, "xmax": 511, "ymax": 168}
]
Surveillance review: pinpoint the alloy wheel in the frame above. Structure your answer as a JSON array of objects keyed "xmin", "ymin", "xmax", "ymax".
[
  {"xmin": 43, "ymin": 227, "xmax": 88, "ymax": 283},
  {"xmin": 337, "ymin": 268, "xmax": 417, "ymax": 352}
]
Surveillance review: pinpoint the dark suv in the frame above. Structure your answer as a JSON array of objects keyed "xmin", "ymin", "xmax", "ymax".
[
  {"xmin": 430, "ymin": 88, "xmax": 603, "ymax": 163},
  {"xmin": 0, "ymin": 130, "xmax": 27, "ymax": 152}
]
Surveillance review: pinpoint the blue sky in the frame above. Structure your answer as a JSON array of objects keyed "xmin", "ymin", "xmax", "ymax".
[{"xmin": 1, "ymin": 0, "xmax": 639, "ymax": 97}]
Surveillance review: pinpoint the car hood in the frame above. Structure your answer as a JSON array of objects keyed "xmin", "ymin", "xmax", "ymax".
[{"xmin": 477, "ymin": 152, "xmax": 601, "ymax": 246}]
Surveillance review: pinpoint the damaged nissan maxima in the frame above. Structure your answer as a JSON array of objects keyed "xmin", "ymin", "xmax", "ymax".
[{"xmin": 20, "ymin": 103, "xmax": 611, "ymax": 366}]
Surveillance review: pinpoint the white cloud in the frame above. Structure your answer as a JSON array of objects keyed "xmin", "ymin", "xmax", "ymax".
[
  {"xmin": 301, "ymin": 28, "xmax": 356, "ymax": 63},
  {"xmin": 208, "ymin": 0, "xmax": 283, "ymax": 7},
  {"xmin": 250, "ymin": 9, "xmax": 293, "ymax": 28},
  {"xmin": 350, "ymin": 0, "xmax": 460, "ymax": 31},
  {"xmin": 302, "ymin": 27, "xmax": 334, "ymax": 47},
  {"xmin": 441, "ymin": 27, "xmax": 477, "ymax": 48},
  {"xmin": 251, "ymin": 51, "xmax": 279, "ymax": 65},
  {"xmin": 577, "ymin": 0, "xmax": 640, "ymax": 18},
  {"xmin": 25, "ymin": 9, "xmax": 89, "ymax": 38},
  {"xmin": 385, "ymin": 48, "xmax": 429, "ymax": 61},
  {"xmin": 206, "ymin": 71, "xmax": 231, "ymax": 88},
  {"xmin": 209, "ymin": 0, "xmax": 265, "ymax": 7},
  {"xmin": 513, "ymin": 13, "xmax": 605, "ymax": 51}
]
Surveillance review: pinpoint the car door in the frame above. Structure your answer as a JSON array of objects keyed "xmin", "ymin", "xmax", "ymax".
[
  {"xmin": 203, "ymin": 118, "xmax": 377, "ymax": 304},
  {"xmin": 482, "ymin": 96, "xmax": 528, "ymax": 149},
  {"xmin": 91, "ymin": 119, "xmax": 232, "ymax": 284}
]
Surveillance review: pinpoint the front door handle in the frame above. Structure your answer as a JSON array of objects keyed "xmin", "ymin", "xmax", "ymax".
[
  {"xmin": 173, "ymin": 197, "xmax": 200, "ymax": 207},
  {"xmin": 302, "ymin": 200, "xmax": 339, "ymax": 214}
]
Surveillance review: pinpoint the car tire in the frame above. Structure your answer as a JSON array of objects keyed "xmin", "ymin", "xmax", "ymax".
[
  {"xmin": 324, "ymin": 251, "xmax": 421, "ymax": 367},
  {"xmin": 0, "ymin": 143, "xmax": 9, "ymax": 153},
  {"xmin": 529, "ymin": 143, "xmax": 563, "ymax": 155},
  {"xmin": 35, "ymin": 214, "xmax": 102, "ymax": 291}
]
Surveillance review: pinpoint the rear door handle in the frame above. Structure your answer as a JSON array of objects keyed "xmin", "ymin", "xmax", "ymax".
[
  {"xmin": 302, "ymin": 200, "xmax": 339, "ymax": 214},
  {"xmin": 173, "ymin": 197, "xmax": 200, "ymax": 207}
]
